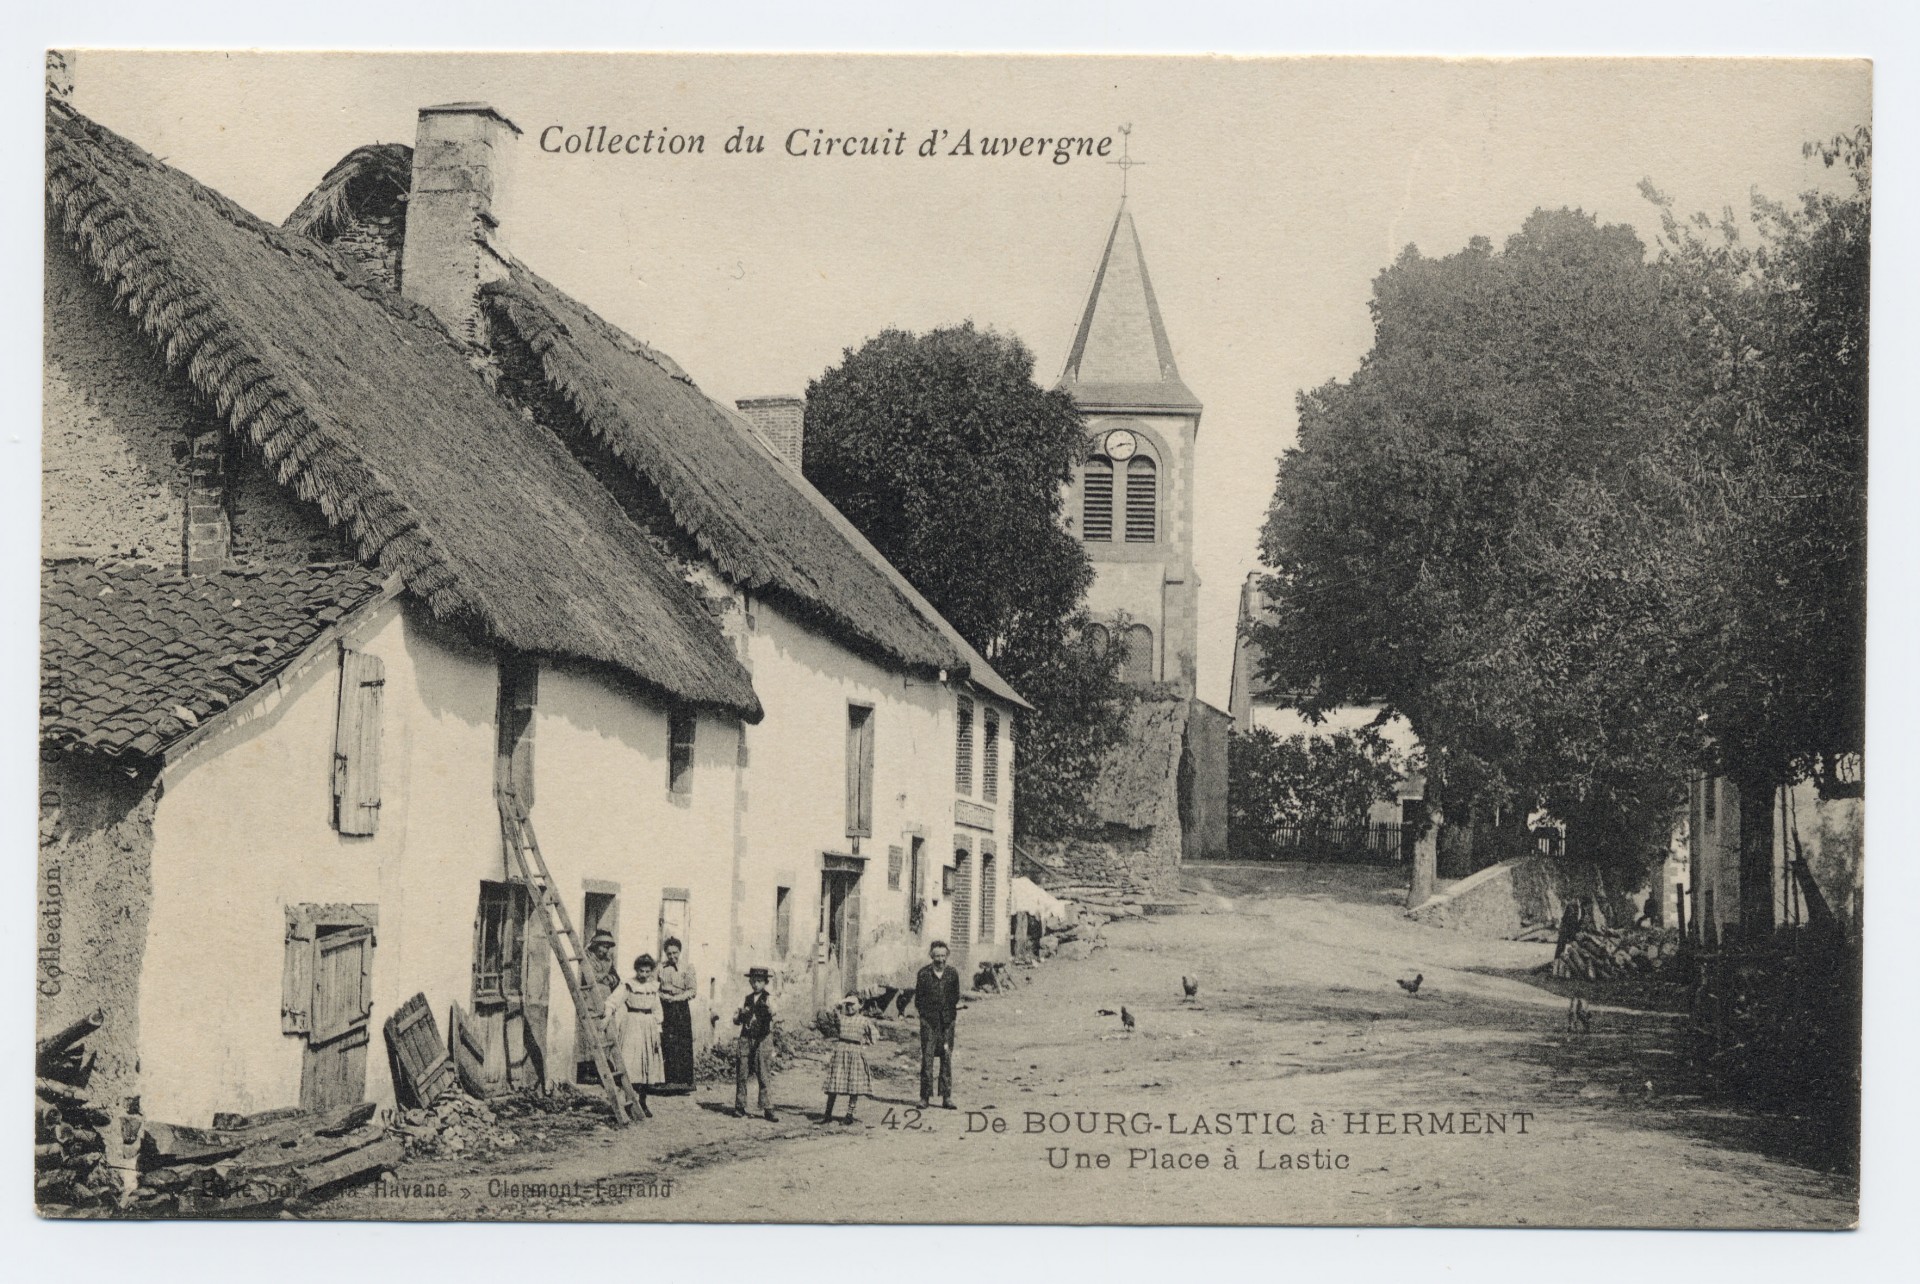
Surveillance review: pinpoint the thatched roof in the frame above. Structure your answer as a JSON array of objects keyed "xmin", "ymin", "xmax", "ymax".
[
  {"xmin": 281, "ymin": 143, "xmax": 411, "ymax": 243},
  {"xmin": 42, "ymin": 560, "xmax": 389, "ymax": 759},
  {"xmin": 45, "ymin": 102, "xmax": 760, "ymax": 721},
  {"xmin": 485, "ymin": 268, "xmax": 997, "ymax": 684}
]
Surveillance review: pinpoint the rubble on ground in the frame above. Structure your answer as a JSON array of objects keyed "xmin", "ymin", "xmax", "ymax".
[{"xmin": 391, "ymin": 1087, "xmax": 520, "ymax": 1158}]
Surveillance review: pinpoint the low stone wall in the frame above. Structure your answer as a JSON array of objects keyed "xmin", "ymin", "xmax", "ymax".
[
  {"xmin": 1411, "ymin": 854, "xmax": 1653, "ymax": 937},
  {"xmin": 1023, "ymin": 823, "xmax": 1182, "ymax": 897}
]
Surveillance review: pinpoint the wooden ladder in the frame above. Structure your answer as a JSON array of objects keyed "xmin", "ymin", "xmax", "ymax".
[{"xmin": 497, "ymin": 789, "xmax": 643, "ymax": 1126}]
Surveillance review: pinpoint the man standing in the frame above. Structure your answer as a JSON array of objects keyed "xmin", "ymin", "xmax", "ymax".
[
  {"xmin": 914, "ymin": 940, "xmax": 960, "ymax": 1110},
  {"xmin": 577, "ymin": 928, "xmax": 621, "ymax": 1083},
  {"xmin": 732, "ymin": 966, "xmax": 778, "ymax": 1122}
]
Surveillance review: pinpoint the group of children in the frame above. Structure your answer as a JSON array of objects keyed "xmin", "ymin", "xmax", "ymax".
[{"xmin": 726, "ymin": 966, "xmax": 881, "ymax": 1125}]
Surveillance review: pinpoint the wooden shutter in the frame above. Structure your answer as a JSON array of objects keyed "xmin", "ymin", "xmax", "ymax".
[
  {"xmin": 955, "ymin": 698, "xmax": 974, "ymax": 796},
  {"xmin": 983, "ymin": 711, "xmax": 1000, "ymax": 804},
  {"xmin": 310, "ymin": 926, "xmax": 374, "ymax": 1043},
  {"xmin": 846, "ymin": 706, "xmax": 874, "ymax": 837},
  {"xmin": 333, "ymin": 648, "xmax": 385, "ymax": 836},
  {"xmin": 384, "ymin": 993, "xmax": 454, "ymax": 1108},
  {"xmin": 844, "ymin": 882, "xmax": 863, "ymax": 991},
  {"xmin": 774, "ymin": 886, "xmax": 792, "ymax": 958},
  {"xmin": 282, "ymin": 911, "xmax": 317, "ymax": 1034},
  {"xmin": 887, "ymin": 845, "xmax": 903, "ymax": 890},
  {"xmin": 980, "ymin": 851, "xmax": 997, "ymax": 942}
]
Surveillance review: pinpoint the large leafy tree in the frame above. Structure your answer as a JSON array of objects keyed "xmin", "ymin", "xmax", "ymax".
[
  {"xmin": 803, "ymin": 323, "xmax": 1131, "ymax": 837},
  {"xmin": 1250, "ymin": 136, "xmax": 1868, "ymax": 894},
  {"xmin": 1228, "ymin": 726, "xmax": 1407, "ymax": 857},
  {"xmin": 1251, "ymin": 208, "xmax": 1712, "ymax": 860}
]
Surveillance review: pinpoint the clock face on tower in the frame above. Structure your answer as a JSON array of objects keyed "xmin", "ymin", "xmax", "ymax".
[{"xmin": 1102, "ymin": 428, "xmax": 1137, "ymax": 460}]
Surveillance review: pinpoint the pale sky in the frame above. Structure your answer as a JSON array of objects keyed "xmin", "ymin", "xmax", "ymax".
[{"xmin": 70, "ymin": 53, "xmax": 1870, "ymax": 708}]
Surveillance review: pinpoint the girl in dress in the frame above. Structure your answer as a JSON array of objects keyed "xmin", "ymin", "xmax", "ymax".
[
  {"xmin": 819, "ymin": 993, "xmax": 876, "ymax": 1125},
  {"xmin": 604, "ymin": 953, "xmax": 666, "ymax": 1118}
]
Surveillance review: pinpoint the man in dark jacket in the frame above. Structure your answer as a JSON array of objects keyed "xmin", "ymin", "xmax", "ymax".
[{"xmin": 914, "ymin": 941, "xmax": 961, "ymax": 1109}]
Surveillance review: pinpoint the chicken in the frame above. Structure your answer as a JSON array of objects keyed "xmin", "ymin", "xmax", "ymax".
[
  {"xmin": 1121, "ymin": 1006, "xmax": 1136, "ymax": 1032},
  {"xmin": 1395, "ymin": 973, "xmax": 1424, "ymax": 996},
  {"xmin": 1181, "ymin": 975, "xmax": 1199, "ymax": 999},
  {"xmin": 1096, "ymin": 1008, "xmax": 1118, "ymax": 1017}
]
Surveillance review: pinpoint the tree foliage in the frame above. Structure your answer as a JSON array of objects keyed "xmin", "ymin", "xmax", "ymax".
[
  {"xmin": 1250, "ymin": 133, "xmax": 1868, "ymax": 858},
  {"xmin": 803, "ymin": 322, "xmax": 1132, "ymax": 837},
  {"xmin": 1228, "ymin": 725, "xmax": 1407, "ymax": 845}
]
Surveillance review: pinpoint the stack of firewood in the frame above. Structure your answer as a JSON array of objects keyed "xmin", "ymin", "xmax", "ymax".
[
  {"xmin": 35, "ymin": 1010, "xmax": 121, "ymax": 1211},
  {"xmin": 389, "ymin": 1088, "xmax": 519, "ymax": 1158},
  {"xmin": 1549, "ymin": 926, "xmax": 1681, "ymax": 982}
]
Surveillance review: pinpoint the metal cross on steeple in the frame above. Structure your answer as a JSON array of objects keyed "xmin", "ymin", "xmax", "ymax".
[{"xmin": 1109, "ymin": 123, "xmax": 1146, "ymax": 200}]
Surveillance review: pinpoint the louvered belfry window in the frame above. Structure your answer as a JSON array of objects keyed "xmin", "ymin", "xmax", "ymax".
[
  {"xmin": 1126, "ymin": 456, "xmax": 1158, "ymax": 543},
  {"xmin": 1082, "ymin": 459, "xmax": 1114, "ymax": 542}
]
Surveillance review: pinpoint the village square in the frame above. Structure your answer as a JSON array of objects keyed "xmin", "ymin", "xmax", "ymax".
[{"xmin": 34, "ymin": 53, "xmax": 1865, "ymax": 1228}]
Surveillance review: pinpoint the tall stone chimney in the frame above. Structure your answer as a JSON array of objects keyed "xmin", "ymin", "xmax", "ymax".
[
  {"xmin": 736, "ymin": 396, "xmax": 806, "ymax": 469},
  {"xmin": 400, "ymin": 103, "xmax": 521, "ymax": 345}
]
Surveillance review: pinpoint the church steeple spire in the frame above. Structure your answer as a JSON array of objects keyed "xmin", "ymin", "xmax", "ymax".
[{"xmin": 1057, "ymin": 202, "xmax": 1201, "ymax": 413}]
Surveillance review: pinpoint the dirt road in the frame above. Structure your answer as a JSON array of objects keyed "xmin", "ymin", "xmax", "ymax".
[{"xmin": 324, "ymin": 863, "xmax": 1857, "ymax": 1226}]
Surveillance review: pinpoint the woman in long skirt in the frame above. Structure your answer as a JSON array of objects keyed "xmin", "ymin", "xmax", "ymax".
[
  {"xmin": 819, "ymin": 994, "xmax": 875, "ymax": 1125},
  {"xmin": 603, "ymin": 954, "xmax": 665, "ymax": 1117},
  {"xmin": 657, "ymin": 937, "xmax": 697, "ymax": 1092}
]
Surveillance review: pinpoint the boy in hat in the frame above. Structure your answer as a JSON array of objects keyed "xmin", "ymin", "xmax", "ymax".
[{"xmin": 732, "ymin": 967, "xmax": 778, "ymax": 1121}]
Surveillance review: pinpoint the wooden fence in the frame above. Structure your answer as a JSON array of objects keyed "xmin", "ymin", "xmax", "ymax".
[{"xmin": 1232, "ymin": 822, "xmax": 1408, "ymax": 866}]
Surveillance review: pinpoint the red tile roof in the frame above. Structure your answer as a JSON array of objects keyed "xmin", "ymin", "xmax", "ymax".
[{"xmin": 41, "ymin": 560, "xmax": 389, "ymax": 760}]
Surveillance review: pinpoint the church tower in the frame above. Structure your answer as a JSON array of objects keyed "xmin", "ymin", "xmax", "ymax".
[{"xmin": 1058, "ymin": 201, "xmax": 1202, "ymax": 696}]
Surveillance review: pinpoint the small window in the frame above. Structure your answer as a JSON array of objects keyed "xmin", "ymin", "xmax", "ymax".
[
  {"xmin": 956, "ymin": 697, "xmax": 975, "ymax": 796},
  {"xmin": 496, "ymin": 657, "xmax": 538, "ymax": 807},
  {"xmin": 668, "ymin": 709, "xmax": 697, "ymax": 795},
  {"xmin": 472, "ymin": 880, "xmax": 527, "ymax": 1006},
  {"xmin": 1122, "ymin": 624, "xmax": 1155, "ymax": 685},
  {"xmin": 983, "ymin": 710, "xmax": 1000, "ymax": 804},
  {"xmin": 847, "ymin": 704, "xmax": 875, "ymax": 837},
  {"xmin": 774, "ymin": 886, "xmax": 792, "ymax": 958},
  {"xmin": 1081, "ymin": 458, "xmax": 1114, "ymax": 542},
  {"xmin": 1125, "ymin": 457, "xmax": 1158, "ymax": 543}
]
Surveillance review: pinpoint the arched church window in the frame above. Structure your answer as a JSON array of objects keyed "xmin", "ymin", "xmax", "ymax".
[
  {"xmin": 1084, "ymin": 622, "xmax": 1111, "ymax": 660},
  {"xmin": 1122, "ymin": 624, "xmax": 1154, "ymax": 685},
  {"xmin": 1125, "ymin": 457, "xmax": 1158, "ymax": 543},
  {"xmin": 1081, "ymin": 457, "xmax": 1114, "ymax": 542}
]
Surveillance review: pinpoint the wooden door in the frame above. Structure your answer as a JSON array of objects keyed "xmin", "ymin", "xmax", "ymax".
[{"xmin": 301, "ymin": 925, "xmax": 373, "ymax": 1111}]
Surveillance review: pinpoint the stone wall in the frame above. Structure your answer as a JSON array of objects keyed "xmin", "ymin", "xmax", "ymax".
[
  {"xmin": 1410, "ymin": 853, "xmax": 1652, "ymax": 937},
  {"xmin": 1025, "ymin": 824, "xmax": 1182, "ymax": 896},
  {"xmin": 43, "ymin": 234, "xmax": 208, "ymax": 566},
  {"xmin": 228, "ymin": 448, "xmax": 347, "ymax": 565},
  {"xmin": 38, "ymin": 756, "xmax": 157, "ymax": 1108}
]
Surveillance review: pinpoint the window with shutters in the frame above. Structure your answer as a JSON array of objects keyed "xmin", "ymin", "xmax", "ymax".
[
  {"xmin": 1125, "ymin": 457, "xmax": 1158, "ymax": 543},
  {"xmin": 282, "ymin": 903, "xmax": 377, "ymax": 1037},
  {"xmin": 1081, "ymin": 458, "xmax": 1114, "ymax": 542},
  {"xmin": 1122, "ymin": 624, "xmax": 1155, "ymax": 685},
  {"xmin": 955, "ymin": 696, "xmax": 975, "ymax": 796},
  {"xmin": 846, "ymin": 704, "xmax": 875, "ymax": 838},
  {"xmin": 496, "ymin": 657, "xmax": 538, "ymax": 808},
  {"xmin": 332, "ymin": 648, "xmax": 386, "ymax": 835},
  {"xmin": 472, "ymin": 880, "xmax": 528, "ymax": 1006},
  {"xmin": 982, "ymin": 710, "xmax": 1000, "ymax": 804},
  {"xmin": 668, "ymin": 709, "xmax": 697, "ymax": 796},
  {"xmin": 774, "ymin": 886, "xmax": 793, "ymax": 958}
]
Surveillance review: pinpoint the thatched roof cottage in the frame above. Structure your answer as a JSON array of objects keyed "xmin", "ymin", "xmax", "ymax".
[{"xmin": 40, "ymin": 92, "xmax": 1022, "ymax": 1126}]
